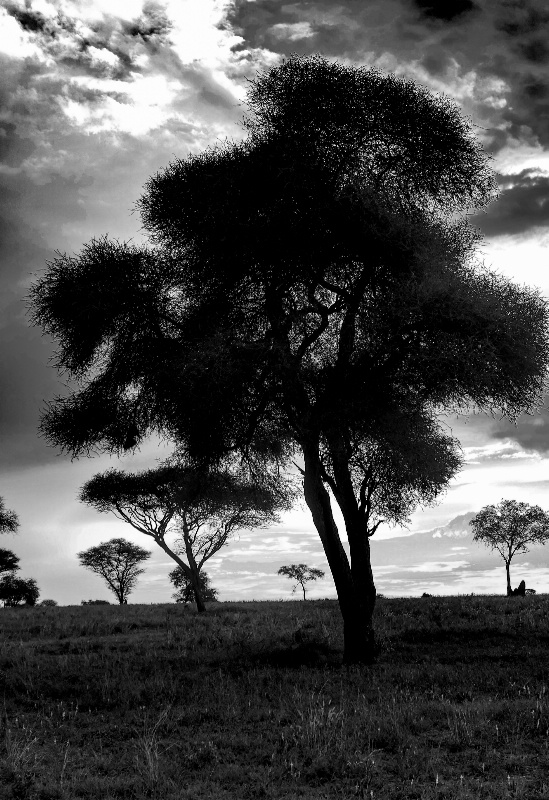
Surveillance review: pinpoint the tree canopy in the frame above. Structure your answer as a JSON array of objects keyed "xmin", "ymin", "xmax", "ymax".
[
  {"xmin": 470, "ymin": 500, "xmax": 549, "ymax": 596},
  {"xmin": 0, "ymin": 498, "xmax": 19, "ymax": 534},
  {"xmin": 29, "ymin": 55, "xmax": 549, "ymax": 663},
  {"xmin": 80, "ymin": 462, "xmax": 292, "ymax": 611},
  {"xmin": 0, "ymin": 575, "xmax": 39, "ymax": 606},
  {"xmin": 77, "ymin": 538, "xmax": 151, "ymax": 604},
  {"xmin": 169, "ymin": 568, "xmax": 218, "ymax": 604},
  {"xmin": 0, "ymin": 548, "xmax": 20, "ymax": 576}
]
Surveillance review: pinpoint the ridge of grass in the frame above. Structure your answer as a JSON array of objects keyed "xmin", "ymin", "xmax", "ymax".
[{"xmin": 0, "ymin": 595, "xmax": 548, "ymax": 799}]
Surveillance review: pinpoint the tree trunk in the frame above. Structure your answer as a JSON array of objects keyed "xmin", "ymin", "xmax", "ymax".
[
  {"xmin": 302, "ymin": 441, "xmax": 376, "ymax": 664},
  {"xmin": 506, "ymin": 560, "xmax": 512, "ymax": 596},
  {"xmin": 153, "ymin": 535, "xmax": 206, "ymax": 612},
  {"xmin": 302, "ymin": 583, "xmax": 306, "ymax": 601}
]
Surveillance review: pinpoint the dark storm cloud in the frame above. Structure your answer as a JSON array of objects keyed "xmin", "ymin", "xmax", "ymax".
[
  {"xmin": 222, "ymin": 0, "xmax": 549, "ymax": 153},
  {"xmin": 412, "ymin": 0, "xmax": 477, "ymax": 23},
  {"xmin": 0, "ymin": 123, "xmax": 35, "ymax": 167},
  {"xmin": 123, "ymin": 2, "xmax": 172, "ymax": 44},
  {"xmin": 0, "ymin": 210, "xmax": 69, "ymax": 469},
  {"xmin": 488, "ymin": 408, "xmax": 549, "ymax": 455},
  {"xmin": 8, "ymin": 6, "xmax": 49, "ymax": 34},
  {"xmin": 471, "ymin": 169, "xmax": 549, "ymax": 237},
  {"xmin": 0, "ymin": 122, "xmax": 89, "ymax": 469}
]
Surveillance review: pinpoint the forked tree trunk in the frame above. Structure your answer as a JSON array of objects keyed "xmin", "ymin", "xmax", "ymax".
[
  {"xmin": 154, "ymin": 534, "xmax": 206, "ymax": 612},
  {"xmin": 302, "ymin": 442, "xmax": 376, "ymax": 664}
]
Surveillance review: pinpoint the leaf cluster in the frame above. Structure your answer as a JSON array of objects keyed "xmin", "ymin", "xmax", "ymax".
[
  {"xmin": 0, "ymin": 497, "xmax": 19, "ymax": 533},
  {"xmin": 168, "ymin": 567, "xmax": 218, "ymax": 603}
]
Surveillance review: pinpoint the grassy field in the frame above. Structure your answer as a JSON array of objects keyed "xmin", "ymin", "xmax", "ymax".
[{"xmin": 0, "ymin": 595, "xmax": 548, "ymax": 799}]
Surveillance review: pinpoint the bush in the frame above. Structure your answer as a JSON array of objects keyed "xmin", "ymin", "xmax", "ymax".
[
  {"xmin": 40, "ymin": 599, "xmax": 58, "ymax": 607},
  {"xmin": 81, "ymin": 599, "xmax": 111, "ymax": 605},
  {"xmin": 0, "ymin": 575, "xmax": 40, "ymax": 606}
]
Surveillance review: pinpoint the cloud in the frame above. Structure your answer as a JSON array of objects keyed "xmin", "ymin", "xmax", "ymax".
[
  {"xmin": 472, "ymin": 169, "xmax": 549, "ymax": 236},
  {"xmin": 412, "ymin": 0, "xmax": 477, "ymax": 23},
  {"xmin": 488, "ymin": 406, "xmax": 549, "ymax": 455},
  {"xmin": 222, "ymin": 0, "xmax": 549, "ymax": 155}
]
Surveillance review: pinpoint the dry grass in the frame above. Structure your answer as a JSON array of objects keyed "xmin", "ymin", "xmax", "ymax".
[{"xmin": 0, "ymin": 596, "xmax": 548, "ymax": 798}]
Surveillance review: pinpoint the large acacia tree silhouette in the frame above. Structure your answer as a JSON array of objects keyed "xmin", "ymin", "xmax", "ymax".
[{"xmin": 30, "ymin": 55, "xmax": 549, "ymax": 663}]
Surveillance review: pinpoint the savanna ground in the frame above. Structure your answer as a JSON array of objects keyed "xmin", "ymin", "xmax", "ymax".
[{"xmin": 0, "ymin": 595, "xmax": 548, "ymax": 799}]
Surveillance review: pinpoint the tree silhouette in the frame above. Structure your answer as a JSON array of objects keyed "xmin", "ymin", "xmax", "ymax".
[
  {"xmin": 29, "ymin": 55, "xmax": 549, "ymax": 663},
  {"xmin": 0, "ymin": 498, "xmax": 18, "ymax": 533},
  {"xmin": 0, "ymin": 548, "xmax": 20, "ymax": 576},
  {"xmin": 278, "ymin": 563, "xmax": 325, "ymax": 600},
  {"xmin": 79, "ymin": 463, "xmax": 289, "ymax": 611},
  {"xmin": 169, "ymin": 568, "xmax": 218, "ymax": 604},
  {"xmin": 77, "ymin": 538, "xmax": 151, "ymax": 604},
  {"xmin": 0, "ymin": 575, "xmax": 39, "ymax": 606},
  {"xmin": 471, "ymin": 500, "xmax": 549, "ymax": 596}
]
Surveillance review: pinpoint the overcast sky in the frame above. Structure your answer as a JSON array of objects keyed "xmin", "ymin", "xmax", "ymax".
[{"xmin": 1, "ymin": 0, "xmax": 549, "ymax": 605}]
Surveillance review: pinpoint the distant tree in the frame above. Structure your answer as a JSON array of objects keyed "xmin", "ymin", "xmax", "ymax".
[
  {"xmin": 169, "ymin": 567, "xmax": 218, "ymax": 603},
  {"xmin": 29, "ymin": 55, "xmax": 549, "ymax": 663},
  {"xmin": 278, "ymin": 564, "xmax": 325, "ymax": 600},
  {"xmin": 40, "ymin": 599, "xmax": 58, "ymax": 607},
  {"xmin": 81, "ymin": 599, "xmax": 111, "ymax": 605},
  {"xmin": 0, "ymin": 575, "xmax": 40, "ymax": 607},
  {"xmin": 0, "ymin": 498, "xmax": 18, "ymax": 533},
  {"xmin": 77, "ymin": 538, "xmax": 151, "ymax": 605},
  {"xmin": 80, "ymin": 464, "xmax": 291, "ymax": 612},
  {"xmin": 0, "ymin": 548, "xmax": 20, "ymax": 576},
  {"xmin": 470, "ymin": 500, "xmax": 549, "ymax": 596}
]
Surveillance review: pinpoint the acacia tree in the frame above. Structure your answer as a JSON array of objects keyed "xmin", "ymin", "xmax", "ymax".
[
  {"xmin": 0, "ymin": 498, "xmax": 18, "ymax": 533},
  {"xmin": 470, "ymin": 500, "xmax": 549, "ymax": 596},
  {"xmin": 278, "ymin": 563, "xmax": 325, "ymax": 600},
  {"xmin": 79, "ymin": 464, "xmax": 290, "ymax": 612},
  {"xmin": 77, "ymin": 538, "xmax": 151, "ymax": 604},
  {"xmin": 29, "ymin": 56, "xmax": 549, "ymax": 663},
  {"xmin": 0, "ymin": 575, "xmax": 39, "ymax": 606},
  {"xmin": 169, "ymin": 568, "xmax": 218, "ymax": 604}
]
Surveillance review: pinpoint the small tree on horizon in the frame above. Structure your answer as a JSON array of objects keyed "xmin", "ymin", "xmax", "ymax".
[
  {"xmin": 0, "ymin": 575, "xmax": 40, "ymax": 606},
  {"xmin": 0, "ymin": 498, "xmax": 18, "ymax": 534},
  {"xmin": 169, "ymin": 567, "xmax": 218, "ymax": 604},
  {"xmin": 278, "ymin": 563, "xmax": 325, "ymax": 600},
  {"xmin": 470, "ymin": 500, "xmax": 549, "ymax": 596},
  {"xmin": 77, "ymin": 538, "xmax": 151, "ymax": 604}
]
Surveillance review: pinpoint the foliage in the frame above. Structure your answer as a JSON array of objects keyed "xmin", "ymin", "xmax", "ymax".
[
  {"xmin": 278, "ymin": 563, "xmax": 325, "ymax": 600},
  {"xmin": 0, "ymin": 547, "xmax": 20, "ymax": 576},
  {"xmin": 81, "ymin": 599, "xmax": 111, "ymax": 605},
  {"xmin": 168, "ymin": 567, "xmax": 218, "ymax": 603},
  {"xmin": 29, "ymin": 54, "xmax": 549, "ymax": 662},
  {"xmin": 0, "ymin": 497, "xmax": 18, "ymax": 533},
  {"xmin": 77, "ymin": 538, "xmax": 151, "ymax": 604},
  {"xmin": 0, "ymin": 575, "xmax": 39, "ymax": 606},
  {"xmin": 40, "ymin": 599, "xmax": 58, "ymax": 606},
  {"xmin": 80, "ymin": 462, "xmax": 292, "ymax": 612},
  {"xmin": 470, "ymin": 499, "xmax": 549, "ymax": 595}
]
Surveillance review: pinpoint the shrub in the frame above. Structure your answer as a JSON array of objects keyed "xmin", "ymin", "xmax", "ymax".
[{"xmin": 81, "ymin": 599, "xmax": 111, "ymax": 605}]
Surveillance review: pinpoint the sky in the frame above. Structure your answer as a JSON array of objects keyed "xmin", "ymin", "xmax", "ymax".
[{"xmin": 1, "ymin": 0, "xmax": 549, "ymax": 605}]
